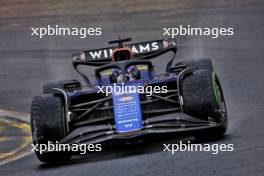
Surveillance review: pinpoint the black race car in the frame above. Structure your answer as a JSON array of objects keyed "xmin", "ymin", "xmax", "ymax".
[{"xmin": 31, "ymin": 38, "xmax": 228, "ymax": 162}]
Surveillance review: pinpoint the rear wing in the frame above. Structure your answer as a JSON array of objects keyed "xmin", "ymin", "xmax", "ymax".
[
  {"xmin": 72, "ymin": 39, "xmax": 177, "ymax": 65},
  {"xmin": 72, "ymin": 39, "xmax": 177, "ymax": 85}
]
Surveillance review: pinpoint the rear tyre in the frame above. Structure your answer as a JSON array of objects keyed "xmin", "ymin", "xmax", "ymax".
[
  {"xmin": 43, "ymin": 79, "xmax": 81, "ymax": 93},
  {"xmin": 181, "ymin": 66, "xmax": 227, "ymax": 136},
  {"xmin": 31, "ymin": 94, "xmax": 72, "ymax": 163},
  {"xmin": 175, "ymin": 58, "xmax": 213, "ymax": 71}
]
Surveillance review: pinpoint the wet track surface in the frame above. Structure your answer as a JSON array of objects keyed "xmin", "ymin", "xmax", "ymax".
[{"xmin": 0, "ymin": 0, "xmax": 264, "ymax": 175}]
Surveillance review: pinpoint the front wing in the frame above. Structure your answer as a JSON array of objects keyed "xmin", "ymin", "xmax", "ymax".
[{"xmin": 60, "ymin": 112, "xmax": 222, "ymax": 144}]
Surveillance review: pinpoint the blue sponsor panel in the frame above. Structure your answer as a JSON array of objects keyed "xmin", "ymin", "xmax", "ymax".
[{"xmin": 112, "ymin": 85, "xmax": 142, "ymax": 133}]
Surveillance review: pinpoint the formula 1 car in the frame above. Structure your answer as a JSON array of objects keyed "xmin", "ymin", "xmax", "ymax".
[{"xmin": 31, "ymin": 38, "xmax": 228, "ymax": 162}]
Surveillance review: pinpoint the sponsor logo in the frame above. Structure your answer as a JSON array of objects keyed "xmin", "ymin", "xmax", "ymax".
[
  {"xmin": 87, "ymin": 42, "xmax": 160, "ymax": 60},
  {"xmin": 119, "ymin": 96, "xmax": 134, "ymax": 102},
  {"xmin": 124, "ymin": 123, "xmax": 133, "ymax": 128}
]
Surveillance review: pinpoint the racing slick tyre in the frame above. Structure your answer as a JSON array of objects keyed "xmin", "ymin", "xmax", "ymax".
[
  {"xmin": 43, "ymin": 79, "xmax": 81, "ymax": 93},
  {"xmin": 181, "ymin": 69, "xmax": 228, "ymax": 136},
  {"xmin": 30, "ymin": 94, "xmax": 72, "ymax": 162}
]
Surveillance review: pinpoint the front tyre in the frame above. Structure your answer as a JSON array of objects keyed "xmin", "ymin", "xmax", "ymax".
[
  {"xmin": 181, "ymin": 69, "xmax": 228, "ymax": 136},
  {"xmin": 30, "ymin": 94, "xmax": 72, "ymax": 162}
]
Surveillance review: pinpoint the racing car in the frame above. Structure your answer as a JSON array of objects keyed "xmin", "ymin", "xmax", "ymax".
[{"xmin": 31, "ymin": 38, "xmax": 228, "ymax": 162}]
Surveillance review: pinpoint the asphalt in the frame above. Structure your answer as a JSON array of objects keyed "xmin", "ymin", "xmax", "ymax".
[{"xmin": 0, "ymin": 0, "xmax": 264, "ymax": 175}]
